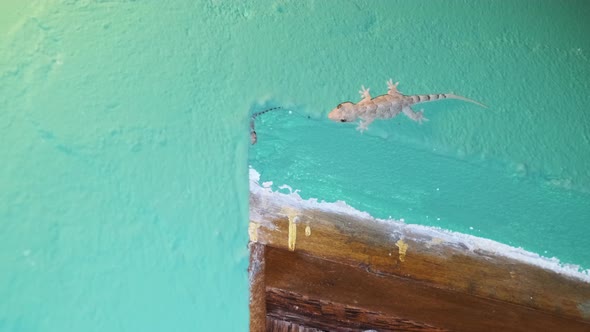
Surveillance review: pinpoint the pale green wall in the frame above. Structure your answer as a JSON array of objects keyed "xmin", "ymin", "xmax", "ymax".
[
  {"xmin": 1, "ymin": 1, "xmax": 250, "ymax": 331},
  {"xmin": 1, "ymin": 1, "xmax": 589, "ymax": 331}
]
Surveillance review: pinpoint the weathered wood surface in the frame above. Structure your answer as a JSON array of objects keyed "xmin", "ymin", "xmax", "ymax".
[
  {"xmin": 265, "ymin": 246, "xmax": 590, "ymax": 332},
  {"xmin": 267, "ymin": 287, "xmax": 446, "ymax": 331},
  {"xmin": 249, "ymin": 189, "xmax": 590, "ymax": 324},
  {"xmin": 249, "ymin": 242, "xmax": 267, "ymax": 332},
  {"xmin": 266, "ymin": 317, "xmax": 323, "ymax": 332}
]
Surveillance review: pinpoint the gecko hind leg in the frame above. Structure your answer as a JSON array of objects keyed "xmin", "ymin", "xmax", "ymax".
[{"xmin": 402, "ymin": 107, "xmax": 428, "ymax": 124}]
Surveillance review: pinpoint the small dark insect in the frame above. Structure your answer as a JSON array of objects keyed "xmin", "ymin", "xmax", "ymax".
[{"xmin": 250, "ymin": 107, "xmax": 284, "ymax": 145}]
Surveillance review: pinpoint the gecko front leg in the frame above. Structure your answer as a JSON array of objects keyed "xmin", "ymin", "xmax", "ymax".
[
  {"xmin": 358, "ymin": 85, "xmax": 372, "ymax": 104},
  {"xmin": 402, "ymin": 107, "xmax": 428, "ymax": 124},
  {"xmin": 357, "ymin": 116, "xmax": 375, "ymax": 132},
  {"xmin": 387, "ymin": 79, "xmax": 401, "ymax": 96}
]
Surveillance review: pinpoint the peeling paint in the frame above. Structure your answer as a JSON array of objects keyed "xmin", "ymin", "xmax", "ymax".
[
  {"xmin": 396, "ymin": 239, "xmax": 409, "ymax": 262},
  {"xmin": 430, "ymin": 237, "xmax": 444, "ymax": 246},
  {"xmin": 305, "ymin": 225, "xmax": 311, "ymax": 237},
  {"xmin": 250, "ymin": 168, "xmax": 590, "ymax": 282}
]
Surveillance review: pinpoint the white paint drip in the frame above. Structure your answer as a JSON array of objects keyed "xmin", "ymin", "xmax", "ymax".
[{"xmin": 249, "ymin": 167, "xmax": 590, "ymax": 283}]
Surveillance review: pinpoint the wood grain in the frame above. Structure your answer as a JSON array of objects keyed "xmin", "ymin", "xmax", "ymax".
[
  {"xmin": 249, "ymin": 189, "xmax": 590, "ymax": 323},
  {"xmin": 266, "ymin": 317, "xmax": 323, "ymax": 332},
  {"xmin": 249, "ymin": 242, "xmax": 267, "ymax": 332},
  {"xmin": 267, "ymin": 288, "xmax": 447, "ymax": 332},
  {"xmin": 265, "ymin": 247, "xmax": 590, "ymax": 332}
]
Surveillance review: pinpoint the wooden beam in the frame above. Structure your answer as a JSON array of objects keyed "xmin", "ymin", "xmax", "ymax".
[
  {"xmin": 249, "ymin": 188, "xmax": 590, "ymax": 324},
  {"xmin": 265, "ymin": 247, "xmax": 590, "ymax": 332}
]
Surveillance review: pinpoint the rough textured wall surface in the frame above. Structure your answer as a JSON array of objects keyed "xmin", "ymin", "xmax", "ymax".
[
  {"xmin": 0, "ymin": 1, "xmax": 251, "ymax": 331},
  {"xmin": 1, "ymin": 1, "xmax": 589, "ymax": 331}
]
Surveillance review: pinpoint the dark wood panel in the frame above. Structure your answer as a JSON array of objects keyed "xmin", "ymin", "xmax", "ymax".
[
  {"xmin": 264, "ymin": 247, "xmax": 590, "ymax": 332},
  {"xmin": 267, "ymin": 288, "xmax": 447, "ymax": 332}
]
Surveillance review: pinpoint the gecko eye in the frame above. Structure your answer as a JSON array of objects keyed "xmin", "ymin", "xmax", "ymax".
[
  {"xmin": 337, "ymin": 104, "xmax": 342, "ymax": 109},
  {"xmin": 340, "ymin": 119, "xmax": 347, "ymax": 122}
]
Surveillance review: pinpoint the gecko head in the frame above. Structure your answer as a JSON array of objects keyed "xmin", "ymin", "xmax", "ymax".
[{"xmin": 328, "ymin": 102, "xmax": 357, "ymax": 123}]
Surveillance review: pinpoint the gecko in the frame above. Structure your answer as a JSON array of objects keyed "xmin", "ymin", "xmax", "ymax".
[{"xmin": 328, "ymin": 79, "xmax": 486, "ymax": 131}]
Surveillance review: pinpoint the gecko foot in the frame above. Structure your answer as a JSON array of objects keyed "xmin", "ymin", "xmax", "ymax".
[
  {"xmin": 387, "ymin": 79, "xmax": 400, "ymax": 95},
  {"xmin": 415, "ymin": 110, "xmax": 429, "ymax": 124},
  {"xmin": 402, "ymin": 107, "xmax": 428, "ymax": 124},
  {"xmin": 358, "ymin": 85, "xmax": 371, "ymax": 101},
  {"xmin": 356, "ymin": 123, "xmax": 367, "ymax": 133},
  {"xmin": 356, "ymin": 118, "xmax": 373, "ymax": 132}
]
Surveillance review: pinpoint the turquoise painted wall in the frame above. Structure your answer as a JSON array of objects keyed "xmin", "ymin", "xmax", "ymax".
[
  {"xmin": 249, "ymin": 1, "xmax": 590, "ymax": 270},
  {"xmin": 1, "ymin": 1, "xmax": 589, "ymax": 331},
  {"xmin": 250, "ymin": 1, "xmax": 590, "ymax": 270}
]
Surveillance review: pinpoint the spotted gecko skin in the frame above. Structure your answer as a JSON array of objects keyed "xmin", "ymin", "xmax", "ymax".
[{"xmin": 328, "ymin": 79, "xmax": 486, "ymax": 132}]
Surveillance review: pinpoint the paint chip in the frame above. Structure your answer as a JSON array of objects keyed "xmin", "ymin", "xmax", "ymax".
[
  {"xmin": 305, "ymin": 225, "xmax": 311, "ymax": 237},
  {"xmin": 396, "ymin": 239, "xmax": 408, "ymax": 262}
]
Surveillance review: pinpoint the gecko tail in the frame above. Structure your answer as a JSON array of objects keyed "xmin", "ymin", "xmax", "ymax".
[
  {"xmin": 445, "ymin": 94, "xmax": 487, "ymax": 108},
  {"xmin": 408, "ymin": 93, "xmax": 487, "ymax": 108}
]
